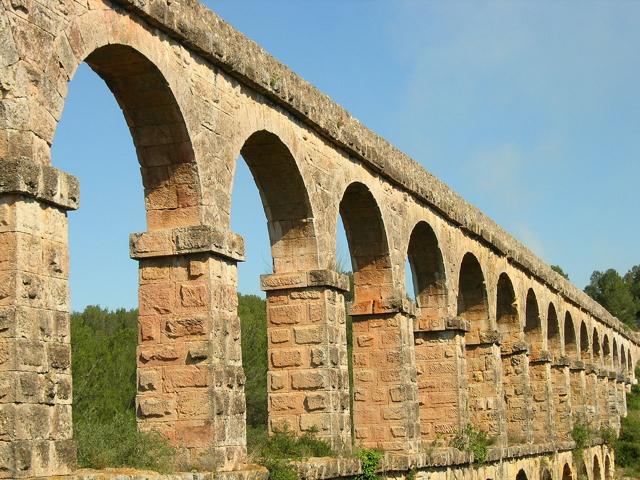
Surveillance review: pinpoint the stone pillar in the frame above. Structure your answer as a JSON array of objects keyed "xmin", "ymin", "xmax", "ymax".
[
  {"xmin": 551, "ymin": 357, "xmax": 572, "ymax": 441},
  {"xmin": 597, "ymin": 369, "xmax": 609, "ymax": 430},
  {"xmin": 613, "ymin": 375, "xmax": 625, "ymax": 432},
  {"xmin": 569, "ymin": 361, "xmax": 587, "ymax": 426},
  {"xmin": 349, "ymin": 298, "xmax": 420, "ymax": 452},
  {"xmin": 529, "ymin": 350, "xmax": 553, "ymax": 443},
  {"xmin": 413, "ymin": 316, "xmax": 468, "ymax": 444},
  {"xmin": 0, "ymin": 159, "xmax": 79, "ymax": 478},
  {"xmin": 605, "ymin": 371, "xmax": 618, "ymax": 431},
  {"xmin": 260, "ymin": 270, "xmax": 351, "ymax": 450},
  {"xmin": 130, "ymin": 226, "xmax": 246, "ymax": 471},
  {"xmin": 501, "ymin": 340, "xmax": 532, "ymax": 444},
  {"xmin": 464, "ymin": 330, "xmax": 506, "ymax": 444},
  {"xmin": 584, "ymin": 364, "xmax": 599, "ymax": 428}
]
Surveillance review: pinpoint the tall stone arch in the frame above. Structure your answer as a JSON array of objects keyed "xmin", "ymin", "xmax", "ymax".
[
  {"xmin": 525, "ymin": 288, "xmax": 551, "ymax": 442},
  {"xmin": 458, "ymin": 253, "xmax": 503, "ymax": 441},
  {"xmin": 339, "ymin": 182, "xmax": 419, "ymax": 451},
  {"xmin": 496, "ymin": 273, "xmax": 530, "ymax": 444},
  {"xmin": 549, "ymin": 303, "xmax": 571, "ymax": 440}
]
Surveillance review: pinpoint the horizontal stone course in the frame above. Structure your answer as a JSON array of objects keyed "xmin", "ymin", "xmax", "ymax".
[{"xmin": 0, "ymin": 158, "xmax": 79, "ymax": 211}]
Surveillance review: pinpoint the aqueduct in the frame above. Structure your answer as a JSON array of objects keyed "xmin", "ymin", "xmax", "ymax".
[{"xmin": 0, "ymin": 1, "xmax": 638, "ymax": 479}]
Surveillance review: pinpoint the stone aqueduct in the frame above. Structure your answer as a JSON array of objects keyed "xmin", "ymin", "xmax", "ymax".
[{"xmin": 0, "ymin": 1, "xmax": 638, "ymax": 479}]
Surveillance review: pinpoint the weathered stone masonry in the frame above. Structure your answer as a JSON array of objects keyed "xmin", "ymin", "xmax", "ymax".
[{"xmin": 0, "ymin": 0, "xmax": 638, "ymax": 479}]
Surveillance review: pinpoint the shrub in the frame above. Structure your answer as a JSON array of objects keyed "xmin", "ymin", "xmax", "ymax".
[
  {"xmin": 451, "ymin": 424, "xmax": 493, "ymax": 465},
  {"xmin": 356, "ymin": 448, "xmax": 383, "ymax": 480},
  {"xmin": 247, "ymin": 426, "xmax": 334, "ymax": 479}
]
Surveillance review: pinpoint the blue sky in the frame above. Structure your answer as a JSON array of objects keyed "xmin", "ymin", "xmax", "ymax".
[{"xmin": 52, "ymin": 1, "xmax": 640, "ymax": 311}]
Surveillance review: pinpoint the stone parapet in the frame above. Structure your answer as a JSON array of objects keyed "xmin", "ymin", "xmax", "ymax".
[
  {"xmin": 0, "ymin": 158, "xmax": 79, "ymax": 210},
  {"xmin": 260, "ymin": 270, "xmax": 350, "ymax": 292},
  {"xmin": 130, "ymin": 226, "xmax": 244, "ymax": 261}
]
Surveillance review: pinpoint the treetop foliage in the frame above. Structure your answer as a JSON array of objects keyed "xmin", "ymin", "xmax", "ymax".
[{"xmin": 584, "ymin": 266, "xmax": 640, "ymax": 329}]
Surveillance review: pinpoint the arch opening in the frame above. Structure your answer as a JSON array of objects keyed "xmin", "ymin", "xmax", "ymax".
[
  {"xmin": 338, "ymin": 182, "xmax": 416, "ymax": 451},
  {"xmin": 53, "ymin": 42, "xmax": 205, "ymax": 468},
  {"xmin": 564, "ymin": 313, "xmax": 578, "ymax": 359},
  {"xmin": 516, "ymin": 469, "xmax": 528, "ymax": 480},
  {"xmin": 548, "ymin": 304, "xmax": 561, "ymax": 358},
  {"xmin": 496, "ymin": 273, "xmax": 520, "ymax": 349},
  {"xmin": 457, "ymin": 253, "xmax": 489, "ymax": 336},
  {"xmin": 593, "ymin": 330, "xmax": 602, "ymax": 366},
  {"xmin": 459, "ymin": 254, "xmax": 499, "ymax": 439},
  {"xmin": 580, "ymin": 321, "xmax": 590, "ymax": 361},
  {"xmin": 524, "ymin": 289, "xmax": 543, "ymax": 357},
  {"xmin": 406, "ymin": 221, "xmax": 447, "ymax": 330}
]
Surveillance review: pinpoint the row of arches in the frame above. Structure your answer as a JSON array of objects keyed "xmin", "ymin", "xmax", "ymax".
[
  {"xmin": 512, "ymin": 451, "xmax": 613, "ymax": 480},
  {"xmin": 7, "ymin": 5, "xmax": 637, "ymax": 473}
]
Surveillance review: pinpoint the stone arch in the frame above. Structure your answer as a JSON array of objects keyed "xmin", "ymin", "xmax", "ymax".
[
  {"xmin": 593, "ymin": 330, "xmax": 602, "ymax": 366},
  {"xmin": 548, "ymin": 303, "xmax": 561, "ymax": 357},
  {"xmin": 580, "ymin": 321, "xmax": 590, "ymax": 361},
  {"xmin": 564, "ymin": 313, "xmax": 578, "ymax": 359},
  {"xmin": 526, "ymin": 288, "xmax": 549, "ymax": 442},
  {"xmin": 496, "ymin": 272, "xmax": 528, "ymax": 444},
  {"xmin": 459, "ymin": 253, "xmax": 500, "ymax": 439},
  {"xmin": 57, "ymin": 43, "xmax": 202, "ymax": 230},
  {"xmin": 52, "ymin": 41, "xmax": 213, "ymax": 464},
  {"xmin": 239, "ymin": 130, "xmax": 318, "ymax": 272},
  {"xmin": 604, "ymin": 455, "xmax": 612, "ymax": 480},
  {"xmin": 540, "ymin": 467, "xmax": 553, "ymax": 480},
  {"xmin": 593, "ymin": 454, "xmax": 602, "ymax": 480},
  {"xmin": 613, "ymin": 338, "xmax": 619, "ymax": 371},
  {"xmin": 603, "ymin": 334, "xmax": 612, "ymax": 368},
  {"xmin": 457, "ymin": 252, "xmax": 489, "ymax": 336},
  {"xmin": 339, "ymin": 182, "xmax": 419, "ymax": 451},
  {"xmin": 621, "ymin": 348, "xmax": 627, "ymax": 376},
  {"xmin": 406, "ymin": 221, "xmax": 447, "ymax": 330},
  {"xmin": 562, "ymin": 463, "xmax": 573, "ymax": 480},
  {"xmin": 524, "ymin": 289, "xmax": 543, "ymax": 357},
  {"xmin": 496, "ymin": 273, "xmax": 520, "ymax": 350},
  {"xmin": 516, "ymin": 469, "xmax": 528, "ymax": 480},
  {"xmin": 339, "ymin": 182, "xmax": 393, "ymax": 305}
]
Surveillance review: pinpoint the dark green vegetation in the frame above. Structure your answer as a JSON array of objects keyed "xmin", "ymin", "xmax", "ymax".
[
  {"xmin": 551, "ymin": 265, "xmax": 570, "ymax": 280},
  {"xmin": 584, "ymin": 265, "xmax": 640, "ymax": 329},
  {"xmin": 71, "ymin": 296, "xmax": 335, "ymax": 476},
  {"xmin": 71, "ymin": 306, "xmax": 176, "ymax": 471},
  {"xmin": 616, "ymin": 366, "xmax": 640, "ymax": 477},
  {"xmin": 450, "ymin": 424, "xmax": 493, "ymax": 466}
]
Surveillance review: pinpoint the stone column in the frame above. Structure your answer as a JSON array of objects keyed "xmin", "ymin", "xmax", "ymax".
[
  {"xmin": 551, "ymin": 357, "xmax": 572, "ymax": 441},
  {"xmin": 597, "ymin": 369, "xmax": 609, "ymax": 430},
  {"xmin": 0, "ymin": 159, "xmax": 79, "ymax": 478},
  {"xmin": 260, "ymin": 270, "xmax": 351, "ymax": 450},
  {"xmin": 413, "ymin": 316, "xmax": 468, "ymax": 444},
  {"xmin": 569, "ymin": 361, "xmax": 587, "ymax": 426},
  {"xmin": 464, "ymin": 330, "xmax": 506, "ymax": 445},
  {"xmin": 130, "ymin": 226, "xmax": 246, "ymax": 471},
  {"xmin": 605, "ymin": 371, "xmax": 618, "ymax": 431},
  {"xmin": 529, "ymin": 350, "xmax": 553, "ymax": 443},
  {"xmin": 501, "ymin": 340, "xmax": 532, "ymax": 444},
  {"xmin": 349, "ymin": 298, "xmax": 420, "ymax": 452},
  {"xmin": 584, "ymin": 364, "xmax": 600, "ymax": 428},
  {"xmin": 613, "ymin": 374, "xmax": 625, "ymax": 432}
]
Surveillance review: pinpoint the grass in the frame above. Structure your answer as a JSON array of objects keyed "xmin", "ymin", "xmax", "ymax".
[{"xmin": 451, "ymin": 424, "xmax": 494, "ymax": 466}]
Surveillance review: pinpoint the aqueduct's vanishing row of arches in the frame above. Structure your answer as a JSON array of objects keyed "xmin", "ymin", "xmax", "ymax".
[{"xmin": 0, "ymin": 0, "xmax": 638, "ymax": 478}]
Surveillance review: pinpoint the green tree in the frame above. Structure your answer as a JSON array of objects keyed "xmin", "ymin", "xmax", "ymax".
[
  {"xmin": 239, "ymin": 294, "xmax": 268, "ymax": 428},
  {"xmin": 584, "ymin": 269, "xmax": 638, "ymax": 327},
  {"xmin": 624, "ymin": 265, "xmax": 640, "ymax": 322},
  {"xmin": 551, "ymin": 265, "xmax": 569, "ymax": 280}
]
